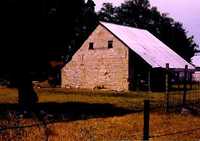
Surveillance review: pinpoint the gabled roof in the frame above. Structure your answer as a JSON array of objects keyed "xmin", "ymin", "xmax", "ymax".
[{"xmin": 100, "ymin": 22, "xmax": 194, "ymax": 70}]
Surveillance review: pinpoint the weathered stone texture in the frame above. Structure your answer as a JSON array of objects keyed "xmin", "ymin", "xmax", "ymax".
[{"xmin": 61, "ymin": 25, "xmax": 129, "ymax": 91}]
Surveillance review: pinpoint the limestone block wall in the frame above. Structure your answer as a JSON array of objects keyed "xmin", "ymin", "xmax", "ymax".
[{"xmin": 61, "ymin": 25, "xmax": 129, "ymax": 91}]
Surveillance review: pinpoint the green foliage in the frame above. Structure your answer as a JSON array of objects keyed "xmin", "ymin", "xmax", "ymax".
[
  {"xmin": 64, "ymin": 0, "xmax": 98, "ymax": 58},
  {"xmin": 98, "ymin": 0, "xmax": 198, "ymax": 62}
]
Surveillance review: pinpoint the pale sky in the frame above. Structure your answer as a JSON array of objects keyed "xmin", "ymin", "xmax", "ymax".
[{"xmin": 93, "ymin": 0, "xmax": 200, "ymax": 48}]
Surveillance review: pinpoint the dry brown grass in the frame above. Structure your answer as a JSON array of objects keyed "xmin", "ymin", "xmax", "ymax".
[
  {"xmin": 0, "ymin": 88, "xmax": 200, "ymax": 140},
  {"xmin": 1, "ymin": 113, "xmax": 200, "ymax": 141},
  {"xmin": 46, "ymin": 113, "xmax": 200, "ymax": 141}
]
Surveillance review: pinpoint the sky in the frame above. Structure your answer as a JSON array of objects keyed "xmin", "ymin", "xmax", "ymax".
[{"xmin": 93, "ymin": 0, "xmax": 200, "ymax": 49}]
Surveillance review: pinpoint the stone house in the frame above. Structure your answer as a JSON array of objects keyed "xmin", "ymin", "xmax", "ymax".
[{"xmin": 61, "ymin": 22, "xmax": 194, "ymax": 91}]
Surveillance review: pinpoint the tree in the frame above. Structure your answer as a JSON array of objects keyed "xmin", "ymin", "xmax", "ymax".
[
  {"xmin": 66, "ymin": 0, "xmax": 98, "ymax": 56},
  {"xmin": 98, "ymin": 0, "xmax": 197, "ymax": 62},
  {"xmin": 98, "ymin": 3, "xmax": 117, "ymax": 23},
  {"xmin": 47, "ymin": 0, "xmax": 98, "ymax": 86},
  {"xmin": 0, "ymin": 0, "xmax": 97, "ymax": 111}
]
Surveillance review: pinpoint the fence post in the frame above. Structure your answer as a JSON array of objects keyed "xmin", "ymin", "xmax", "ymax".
[
  {"xmin": 143, "ymin": 100, "xmax": 150, "ymax": 141},
  {"xmin": 165, "ymin": 63, "xmax": 169, "ymax": 112},
  {"xmin": 183, "ymin": 65, "xmax": 188, "ymax": 107}
]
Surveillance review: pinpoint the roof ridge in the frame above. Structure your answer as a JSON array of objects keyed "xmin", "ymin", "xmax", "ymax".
[{"xmin": 99, "ymin": 21, "xmax": 147, "ymax": 32}]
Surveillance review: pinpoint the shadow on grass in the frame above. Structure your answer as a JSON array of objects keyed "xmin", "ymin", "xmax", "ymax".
[
  {"xmin": 0, "ymin": 103, "xmax": 143, "ymax": 140},
  {"xmin": 0, "ymin": 102, "xmax": 142, "ymax": 121}
]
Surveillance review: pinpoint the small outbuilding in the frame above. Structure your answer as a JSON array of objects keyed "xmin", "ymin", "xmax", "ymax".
[
  {"xmin": 61, "ymin": 22, "xmax": 194, "ymax": 91},
  {"xmin": 192, "ymin": 52, "xmax": 200, "ymax": 82}
]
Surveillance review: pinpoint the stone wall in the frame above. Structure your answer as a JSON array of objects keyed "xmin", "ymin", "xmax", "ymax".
[{"xmin": 61, "ymin": 25, "xmax": 129, "ymax": 91}]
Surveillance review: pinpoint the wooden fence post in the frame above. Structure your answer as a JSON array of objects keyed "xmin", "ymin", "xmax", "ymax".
[
  {"xmin": 165, "ymin": 63, "xmax": 169, "ymax": 112},
  {"xmin": 183, "ymin": 65, "xmax": 188, "ymax": 107},
  {"xmin": 143, "ymin": 100, "xmax": 150, "ymax": 141}
]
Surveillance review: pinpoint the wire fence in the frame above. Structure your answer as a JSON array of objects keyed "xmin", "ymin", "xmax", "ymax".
[
  {"xmin": 149, "ymin": 64, "xmax": 200, "ymax": 140},
  {"xmin": 0, "ymin": 111, "xmax": 51, "ymax": 141},
  {"xmin": 134, "ymin": 64, "xmax": 200, "ymax": 112},
  {"xmin": 134, "ymin": 64, "xmax": 200, "ymax": 140},
  {"xmin": 165, "ymin": 65, "xmax": 200, "ymax": 112},
  {"xmin": 0, "ymin": 66, "xmax": 200, "ymax": 141}
]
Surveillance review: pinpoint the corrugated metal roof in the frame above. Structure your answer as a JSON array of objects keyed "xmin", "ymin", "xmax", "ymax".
[{"xmin": 100, "ymin": 22, "xmax": 194, "ymax": 70}]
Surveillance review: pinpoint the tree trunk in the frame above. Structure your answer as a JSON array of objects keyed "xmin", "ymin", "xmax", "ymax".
[{"xmin": 17, "ymin": 73, "xmax": 38, "ymax": 110}]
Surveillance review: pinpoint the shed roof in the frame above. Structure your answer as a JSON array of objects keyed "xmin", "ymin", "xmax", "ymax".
[{"xmin": 100, "ymin": 22, "xmax": 194, "ymax": 70}]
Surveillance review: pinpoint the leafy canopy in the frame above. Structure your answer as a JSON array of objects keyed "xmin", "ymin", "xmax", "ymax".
[{"xmin": 98, "ymin": 0, "xmax": 198, "ymax": 62}]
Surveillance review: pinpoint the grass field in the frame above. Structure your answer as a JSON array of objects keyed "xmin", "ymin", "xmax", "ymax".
[{"xmin": 0, "ymin": 88, "xmax": 200, "ymax": 141}]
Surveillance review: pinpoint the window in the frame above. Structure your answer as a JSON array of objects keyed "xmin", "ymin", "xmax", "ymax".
[
  {"xmin": 108, "ymin": 40, "xmax": 113, "ymax": 48},
  {"xmin": 89, "ymin": 42, "xmax": 94, "ymax": 50}
]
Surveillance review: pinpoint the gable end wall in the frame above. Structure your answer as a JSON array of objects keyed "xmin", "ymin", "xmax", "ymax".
[{"xmin": 61, "ymin": 25, "xmax": 129, "ymax": 91}]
